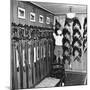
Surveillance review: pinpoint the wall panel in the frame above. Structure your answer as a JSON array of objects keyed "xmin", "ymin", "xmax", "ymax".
[
  {"xmin": 11, "ymin": 0, "xmax": 54, "ymax": 28},
  {"xmin": 54, "ymin": 14, "xmax": 87, "ymax": 72}
]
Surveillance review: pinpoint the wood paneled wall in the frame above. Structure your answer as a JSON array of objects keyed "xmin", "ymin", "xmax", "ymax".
[
  {"xmin": 54, "ymin": 14, "xmax": 87, "ymax": 72},
  {"xmin": 11, "ymin": 0, "xmax": 54, "ymax": 28}
]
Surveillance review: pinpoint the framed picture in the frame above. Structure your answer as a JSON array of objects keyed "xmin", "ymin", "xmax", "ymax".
[
  {"xmin": 39, "ymin": 15, "xmax": 44, "ymax": 23},
  {"xmin": 18, "ymin": 7, "xmax": 25, "ymax": 19},
  {"xmin": 30, "ymin": 12, "xmax": 35, "ymax": 22},
  {"xmin": 46, "ymin": 17, "xmax": 50, "ymax": 24}
]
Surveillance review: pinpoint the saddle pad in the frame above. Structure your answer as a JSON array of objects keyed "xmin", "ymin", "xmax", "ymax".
[{"xmin": 35, "ymin": 77, "xmax": 60, "ymax": 88}]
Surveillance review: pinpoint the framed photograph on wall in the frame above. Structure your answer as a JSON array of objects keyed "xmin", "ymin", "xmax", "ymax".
[
  {"xmin": 46, "ymin": 17, "xmax": 50, "ymax": 24},
  {"xmin": 39, "ymin": 15, "xmax": 44, "ymax": 23},
  {"xmin": 30, "ymin": 12, "xmax": 35, "ymax": 22},
  {"xmin": 18, "ymin": 7, "xmax": 25, "ymax": 19}
]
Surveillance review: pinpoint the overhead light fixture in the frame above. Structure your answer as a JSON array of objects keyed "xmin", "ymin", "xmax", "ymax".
[{"xmin": 66, "ymin": 6, "xmax": 76, "ymax": 19}]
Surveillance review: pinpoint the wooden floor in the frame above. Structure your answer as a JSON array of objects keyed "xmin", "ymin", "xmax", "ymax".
[{"xmin": 64, "ymin": 71, "xmax": 87, "ymax": 86}]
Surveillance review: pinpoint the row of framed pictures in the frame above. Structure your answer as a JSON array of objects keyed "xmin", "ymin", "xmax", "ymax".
[{"xmin": 18, "ymin": 7, "xmax": 50, "ymax": 24}]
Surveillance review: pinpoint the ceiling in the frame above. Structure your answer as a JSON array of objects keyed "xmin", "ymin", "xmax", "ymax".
[
  {"xmin": 20, "ymin": 0, "xmax": 88, "ymax": 5},
  {"xmin": 31, "ymin": 1, "xmax": 87, "ymax": 15}
]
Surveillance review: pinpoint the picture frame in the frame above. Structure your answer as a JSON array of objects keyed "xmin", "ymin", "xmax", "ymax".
[
  {"xmin": 39, "ymin": 15, "xmax": 44, "ymax": 23},
  {"xmin": 18, "ymin": 7, "xmax": 25, "ymax": 19},
  {"xmin": 30, "ymin": 12, "xmax": 35, "ymax": 22},
  {"xmin": 46, "ymin": 17, "xmax": 50, "ymax": 24}
]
